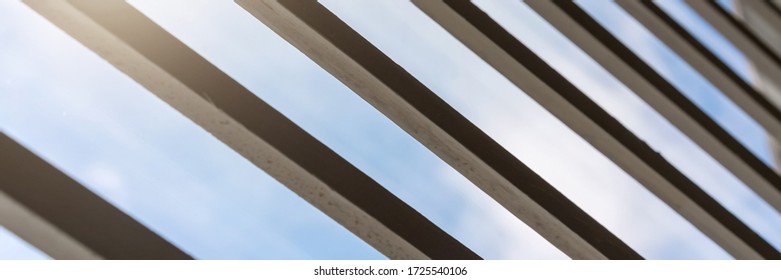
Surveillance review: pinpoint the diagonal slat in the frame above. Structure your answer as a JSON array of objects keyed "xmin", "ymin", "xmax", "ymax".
[
  {"xmin": 617, "ymin": 0, "xmax": 781, "ymax": 141},
  {"xmin": 22, "ymin": 0, "xmax": 478, "ymax": 260},
  {"xmin": 525, "ymin": 0, "xmax": 781, "ymax": 254},
  {"xmin": 683, "ymin": 0, "xmax": 781, "ymax": 107},
  {"xmin": 0, "ymin": 132, "xmax": 192, "ymax": 260},
  {"xmin": 738, "ymin": 0, "xmax": 781, "ymax": 58},
  {"xmin": 733, "ymin": 0, "xmax": 781, "ymax": 136},
  {"xmin": 417, "ymin": 0, "xmax": 779, "ymax": 260},
  {"xmin": 614, "ymin": 0, "xmax": 781, "ymax": 217},
  {"xmin": 236, "ymin": 0, "xmax": 641, "ymax": 260},
  {"xmin": 526, "ymin": 0, "xmax": 781, "ymax": 217}
]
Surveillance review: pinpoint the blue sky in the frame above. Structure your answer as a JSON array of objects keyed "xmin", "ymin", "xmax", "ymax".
[{"xmin": 1, "ymin": 0, "xmax": 780, "ymax": 259}]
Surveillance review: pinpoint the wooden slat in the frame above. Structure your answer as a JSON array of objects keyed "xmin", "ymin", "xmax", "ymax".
[
  {"xmin": 236, "ymin": 0, "xmax": 641, "ymax": 260},
  {"xmin": 684, "ymin": 0, "xmax": 781, "ymax": 107},
  {"xmin": 0, "ymin": 133, "xmax": 192, "ymax": 259},
  {"xmin": 617, "ymin": 0, "xmax": 781, "ymax": 140},
  {"xmin": 739, "ymin": 0, "xmax": 781, "ymax": 58},
  {"xmin": 526, "ymin": 0, "xmax": 781, "ymax": 221},
  {"xmin": 23, "ymin": 0, "xmax": 478, "ymax": 260},
  {"xmin": 418, "ymin": 0, "xmax": 779, "ymax": 260},
  {"xmin": 615, "ymin": 0, "xmax": 781, "ymax": 216}
]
